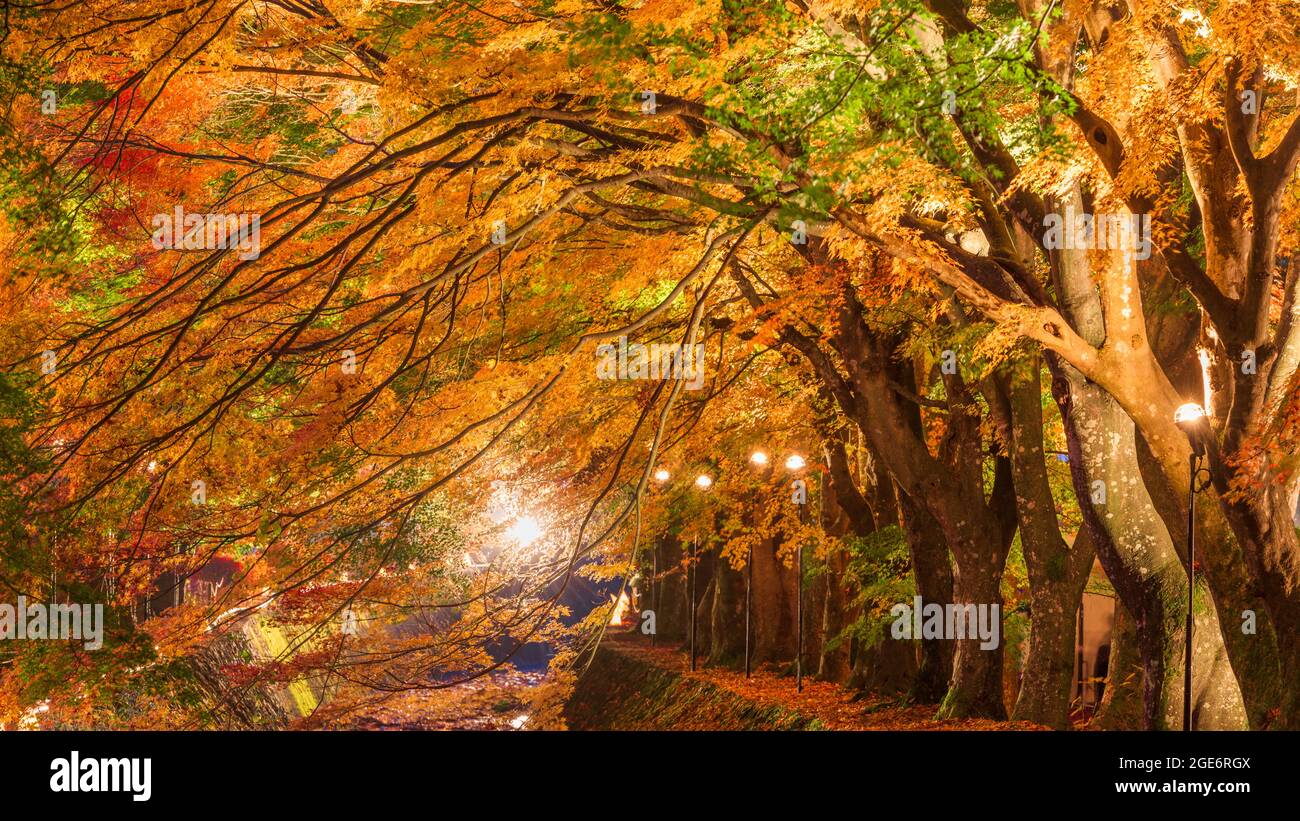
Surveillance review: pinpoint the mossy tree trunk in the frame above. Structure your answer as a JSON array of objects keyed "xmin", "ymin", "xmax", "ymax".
[{"xmin": 1007, "ymin": 361, "xmax": 1096, "ymax": 729}]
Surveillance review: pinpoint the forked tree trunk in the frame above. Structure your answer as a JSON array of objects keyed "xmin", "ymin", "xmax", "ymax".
[
  {"xmin": 1055, "ymin": 362, "xmax": 1247, "ymax": 728},
  {"xmin": 844, "ymin": 323, "xmax": 1012, "ymax": 719}
]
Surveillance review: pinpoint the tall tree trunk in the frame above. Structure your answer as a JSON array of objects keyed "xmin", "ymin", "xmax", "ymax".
[
  {"xmin": 736, "ymin": 254, "xmax": 1010, "ymax": 715},
  {"xmin": 1214, "ymin": 448, "xmax": 1300, "ymax": 727},
  {"xmin": 845, "ymin": 322, "xmax": 1012, "ymax": 719},
  {"xmin": 1054, "ymin": 362, "xmax": 1247, "ymax": 728},
  {"xmin": 817, "ymin": 432, "xmax": 875, "ymax": 683},
  {"xmin": 751, "ymin": 534, "xmax": 796, "ymax": 665},
  {"xmin": 682, "ymin": 541, "xmax": 715, "ymax": 659},
  {"xmin": 653, "ymin": 535, "xmax": 689, "ymax": 644},
  {"xmin": 708, "ymin": 550, "xmax": 746, "ymax": 668},
  {"xmin": 1014, "ymin": 593, "xmax": 1084, "ymax": 728},
  {"xmin": 694, "ymin": 574, "xmax": 715, "ymax": 660},
  {"xmin": 1006, "ymin": 360, "xmax": 1096, "ymax": 728},
  {"xmin": 937, "ymin": 545, "xmax": 1008, "ymax": 719},
  {"xmin": 1039, "ymin": 195, "xmax": 1254, "ymax": 728},
  {"xmin": 817, "ymin": 550, "xmax": 853, "ymax": 683},
  {"xmin": 896, "ymin": 492, "xmax": 953, "ymax": 702}
]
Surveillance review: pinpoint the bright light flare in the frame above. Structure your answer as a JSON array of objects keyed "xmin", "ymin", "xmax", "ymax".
[
  {"xmin": 749, "ymin": 450, "xmax": 769, "ymax": 466},
  {"xmin": 507, "ymin": 515, "xmax": 543, "ymax": 547},
  {"xmin": 654, "ymin": 468, "xmax": 671, "ymax": 483},
  {"xmin": 694, "ymin": 474, "xmax": 713, "ymax": 490},
  {"xmin": 1174, "ymin": 402, "xmax": 1207, "ymax": 425},
  {"xmin": 784, "ymin": 454, "xmax": 806, "ymax": 471}
]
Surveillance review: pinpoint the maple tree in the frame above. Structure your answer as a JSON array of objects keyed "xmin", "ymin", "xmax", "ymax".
[{"xmin": 0, "ymin": 0, "xmax": 1297, "ymax": 730}]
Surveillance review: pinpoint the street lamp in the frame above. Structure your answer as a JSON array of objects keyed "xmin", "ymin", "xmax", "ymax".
[
  {"xmin": 785, "ymin": 453, "xmax": 808, "ymax": 692},
  {"xmin": 1174, "ymin": 402, "xmax": 1208, "ymax": 437},
  {"xmin": 650, "ymin": 468, "xmax": 670, "ymax": 648},
  {"xmin": 742, "ymin": 451, "xmax": 774, "ymax": 677},
  {"xmin": 1173, "ymin": 401, "xmax": 1209, "ymax": 732},
  {"xmin": 688, "ymin": 473, "xmax": 713, "ymax": 671}
]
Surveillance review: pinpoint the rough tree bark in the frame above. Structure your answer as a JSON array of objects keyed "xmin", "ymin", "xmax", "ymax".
[
  {"xmin": 1055, "ymin": 361, "xmax": 1246, "ymax": 729},
  {"xmin": 816, "ymin": 429, "xmax": 877, "ymax": 683},
  {"xmin": 1006, "ymin": 360, "xmax": 1095, "ymax": 728},
  {"xmin": 750, "ymin": 533, "xmax": 797, "ymax": 666},
  {"xmin": 895, "ymin": 492, "xmax": 954, "ymax": 702},
  {"xmin": 1093, "ymin": 602, "xmax": 1144, "ymax": 729}
]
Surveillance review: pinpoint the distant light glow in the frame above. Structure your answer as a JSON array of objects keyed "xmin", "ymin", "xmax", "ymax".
[
  {"xmin": 784, "ymin": 454, "xmax": 806, "ymax": 471},
  {"xmin": 654, "ymin": 468, "xmax": 671, "ymax": 483},
  {"xmin": 750, "ymin": 450, "xmax": 769, "ymax": 466},
  {"xmin": 694, "ymin": 474, "xmax": 713, "ymax": 490},
  {"xmin": 507, "ymin": 515, "xmax": 543, "ymax": 547},
  {"xmin": 609, "ymin": 591, "xmax": 630, "ymax": 626}
]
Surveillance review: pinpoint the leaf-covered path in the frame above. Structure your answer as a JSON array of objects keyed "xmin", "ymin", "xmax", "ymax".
[{"xmin": 585, "ymin": 633, "xmax": 1048, "ymax": 731}]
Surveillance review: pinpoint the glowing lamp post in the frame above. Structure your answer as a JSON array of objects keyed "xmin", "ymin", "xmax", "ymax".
[
  {"xmin": 688, "ymin": 473, "xmax": 713, "ymax": 672},
  {"xmin": 741, "ymin": 451, "xmax": 772, "ymax": 677},
  {"xmin": 786, "ymin": 453, "xmax": 808, "ymax": 692},
  {"xmin": 1174, "ymin": 402, "xmax": 1209, "ymax": 446},
  {"xmin": 649, "ymin": 467, "xmax": 671, "ymax": 648},
  {"xmin": 1173, "ymin": 402, "xmax": 1209, "ymax": 732}
]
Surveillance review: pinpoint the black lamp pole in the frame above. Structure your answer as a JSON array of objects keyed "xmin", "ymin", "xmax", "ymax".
[
  {"xmin": 1175, "ymin": 403, "xmax": 1209, "ymax": 733},
  {"xmin": 1184, "ymin": 448, "xmax": 1201, "ymax": 732},
  {"xmin": 744, "ymin": 453, "xmax": 770, "ymax": 678},
  {"xmin": 689, "ymin": 535, "xmax": 698, "ymax": 672},
  {"xmin": 796, "ymin": 491, "xmax": 806, "ymax": 693},
  {"xmin": 745, "ymin": 544, "xmax": 753, "ymax": 678}
]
